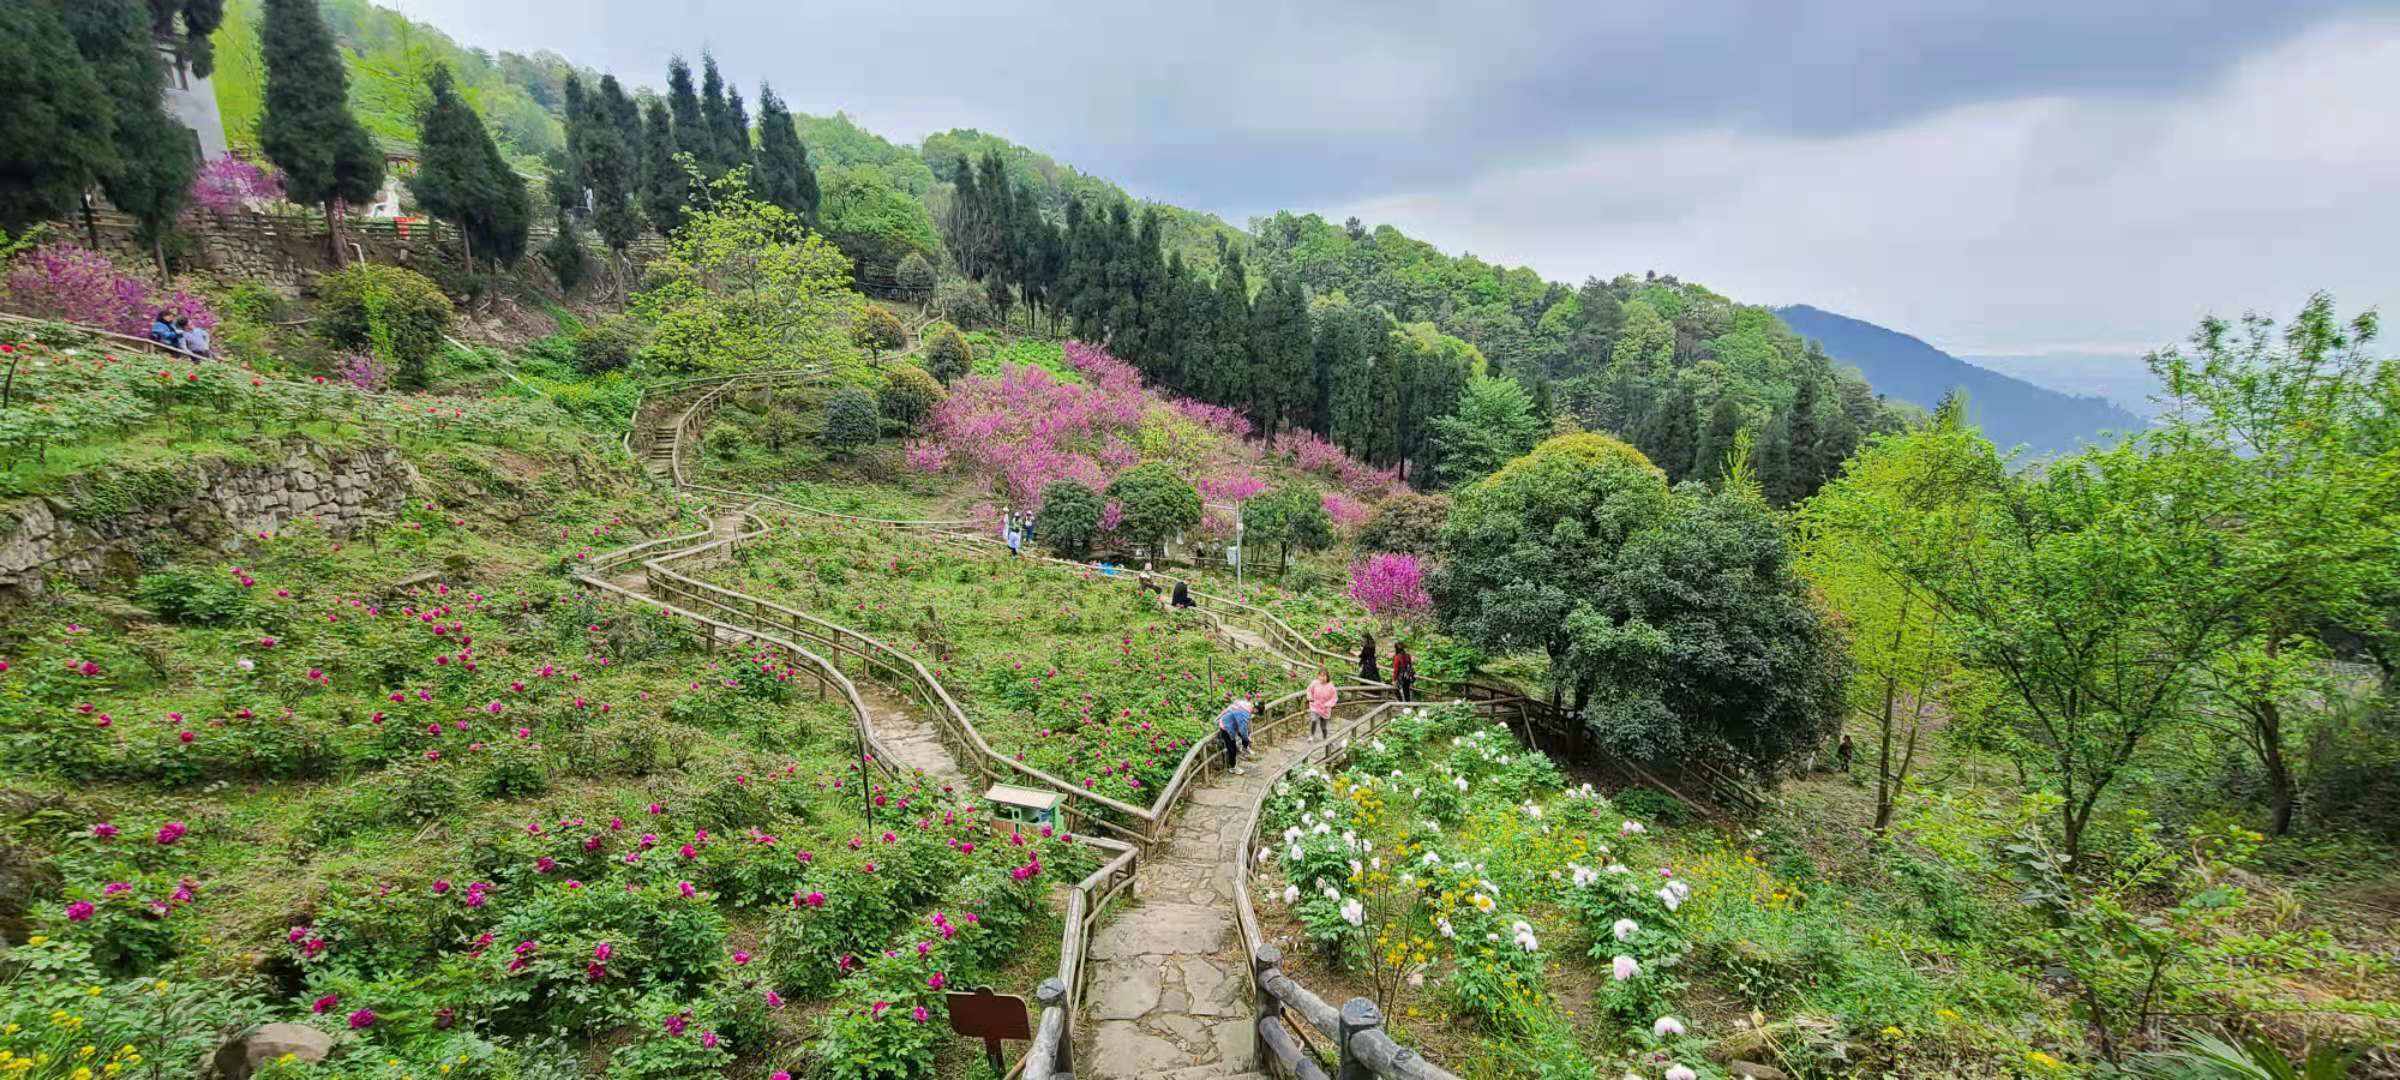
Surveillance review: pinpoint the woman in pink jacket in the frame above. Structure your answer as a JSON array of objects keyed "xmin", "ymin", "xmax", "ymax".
[{"xmin": 1306, "ymin": 668, "xmax": 1339, "ymax": 741}]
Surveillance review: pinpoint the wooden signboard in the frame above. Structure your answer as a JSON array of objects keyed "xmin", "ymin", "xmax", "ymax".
[{"xmin": 946, "ymin": 986, "xmax": 1032, "ymax": 1074}]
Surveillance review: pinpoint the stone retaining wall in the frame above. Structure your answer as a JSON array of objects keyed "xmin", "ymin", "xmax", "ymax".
[{"xmin": 0, "ymin": 442, "xmax": 420, "ymax": 598}]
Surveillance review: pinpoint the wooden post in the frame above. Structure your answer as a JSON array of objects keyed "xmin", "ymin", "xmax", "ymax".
[
  {"xmin": 1253, "ymin": 946, "xmax": 1283, "ymax": 1074},
  {"xmin": 1337, "ymin": 998, "xmax": 1383, "ymax": 1080},
  {"xmin": 1034, "ymin": 978, "xmax": 1070, "ymax": 1076}
]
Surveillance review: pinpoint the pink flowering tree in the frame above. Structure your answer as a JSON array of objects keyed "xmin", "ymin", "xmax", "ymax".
[
  {"xmin": 190, "ymin": 154, "xmax": 283, "ymax": 215},
  {"xmin": 3, "ymin": 244, "xmax": 216, "ymax": 338},
  {"xmin": 1348, "ymin": 553, "xmax": 1432, "ymax": 627},
  {"xmin": 1322, "ymin": 492, "xmax": 1371, "ymax": 532}
]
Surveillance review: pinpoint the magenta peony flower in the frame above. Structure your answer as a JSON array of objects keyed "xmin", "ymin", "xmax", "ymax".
[{"xmin": 346, "ymin": 1007, "xmax": 375, "ymax": 1029}]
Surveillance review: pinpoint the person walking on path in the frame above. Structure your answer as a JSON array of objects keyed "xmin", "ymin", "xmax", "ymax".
[
  {"xmin": 1005, "ymin": 513, "xmax": 1023, "ymax": 557},
  {"xmin": 1390, "ymin": 640, "xmax": 1417, "ymax": 702},
  {"xmin": 1306, "ymin": 668, "xmax": 1338, "ymax": 740},
  {"xmin": 1357, "ymin": 631, "xmax": 1381, "ymax": 684},
  {"xmin": 1216, "ymin": 694, "xmax": 1254, "ymax": 774},
  {"xmin": 1836, "ymin": 733, "xmax": 1854, "ymax": 774}
]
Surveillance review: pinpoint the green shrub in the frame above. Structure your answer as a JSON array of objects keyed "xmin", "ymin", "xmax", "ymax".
[
  {"xmin": 315, "ymin": 264, "xmax": 455, "ymax": 389},
  {"xmin": 573, "ymin": 315, "xmax": 649, "ymax": 375},
  {"xmin": 878, "ymin": 365, "xmax": 944, "ymax": 432},
  {"xmin": 1615, "ymin": 787, "xmax": 1693, "ymax": 826},
  {"xmin": 703, "ymin": 422, "xmax": 750, "ymax": 461},
  {"xmin": 821, "ymin": 386, "xmax": 880, "ymax": 457},
  {"xmin": 133, "ymin": 565, "xmax": 250, "ymax": 624},
  {"xmin": 924, "ymin": 326, "xmax": 972, "ymax": 384}
]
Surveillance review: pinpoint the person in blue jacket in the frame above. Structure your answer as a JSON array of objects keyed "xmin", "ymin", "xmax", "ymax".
[
  {"xmin": 1216, "ymin": 694, "xmax": 1254, "ymax": 775},
  {"xmin": 149, "ymin": 311, "xmax": 181, "ymax": 348}
]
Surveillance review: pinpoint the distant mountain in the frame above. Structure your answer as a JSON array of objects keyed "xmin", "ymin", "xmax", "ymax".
[
  {"xmin": 1773, "ymin": 305, "xmax": 2147, "ymax": 456},
  {"xmin": 1959, "ymin": 351, "xmax": 2166, "ymax": 420}
]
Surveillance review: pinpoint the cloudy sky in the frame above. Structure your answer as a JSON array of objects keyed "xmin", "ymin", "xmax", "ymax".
[{"xmin": 393, "ymin": 0, "xmax": 2400, "ymax": 356}]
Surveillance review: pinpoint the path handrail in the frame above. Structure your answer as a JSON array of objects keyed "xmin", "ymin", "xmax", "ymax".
[{"xmin": 1022, "ymin": 834, "xmax": 1138, "ymax": 1080}]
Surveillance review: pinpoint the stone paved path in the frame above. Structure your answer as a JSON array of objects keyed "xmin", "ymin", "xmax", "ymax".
[
  {"xmin": 853, "ymin": 675, "xmax": 966, "ymax": 788},
  {"xmin": 1077, "ymin": 739, "xmax": 1298, "ymax": 1080}
]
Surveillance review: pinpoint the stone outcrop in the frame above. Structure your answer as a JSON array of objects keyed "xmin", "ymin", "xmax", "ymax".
[
  {"xmin": 212, "ymin": 1023, "xmax": 334, "ymax": 1079},
  {"xmin": 0, "ymin": 442, "xmax": 420, "ymax": 599}
]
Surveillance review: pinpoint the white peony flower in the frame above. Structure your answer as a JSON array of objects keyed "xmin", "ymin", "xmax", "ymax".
[
  {"xmin": 1339, "ymin": 898, "xmax": 1364, "ymax": 926},
  {"xmin": 1613, "ymin": 918, "xmax": 1639, "ymax": 942},
  {"xmin": 1666, "ymin": 1067, "xmax": 1697, "ymax": 1080},
  {"xmin": 1655, "ymin": 883, "xmax": 1684, "ymax": 912},
  {"xmin": 1283, "ymin": 884, "xmax": 1300, "ymax": 904},
  {"xmin": 1612, "ymin": 954, "xmax": 1641, "ymax": 981},
  {"xmin": 1620, "ymin": 820, "xmax": 1647, "ymax": 836},
  {"xmin": 1436, "ymin": 917, "xmax": 1454, "ymax": 938},
  {"xmin": 1523, "ymin": 802, "xmax": 1543, "ymax": 819},
  {"xmin": 1653, "ymin": 1015, "xmax": 1686, "ymax": 1038}
]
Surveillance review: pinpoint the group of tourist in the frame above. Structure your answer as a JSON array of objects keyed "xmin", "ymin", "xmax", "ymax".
[
  {"xmin": 999, "ymin": 508, "xmax": 1035, "ymax": 556},
  {"xmin": 1212, "ymin": 638, "xmax": 1420, "ymax": 775},
  {"xmin": 148, "ymin": 310, "xmax": 213, "ymax": 359}
]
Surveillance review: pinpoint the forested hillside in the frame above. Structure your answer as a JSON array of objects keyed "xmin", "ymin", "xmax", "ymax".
[
  {"xmin": 214, "ymin": 0, "xmax": 1913, "ymax": 502},
  {"xmin": 1776, "ymin": 303, "xmax": 2148, "ymax": 455}
]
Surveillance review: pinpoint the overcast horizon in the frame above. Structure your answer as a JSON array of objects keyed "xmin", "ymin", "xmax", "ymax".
[{"xmin": 387, "ymin": 0, "xmax": 2400, "ymax": 358}]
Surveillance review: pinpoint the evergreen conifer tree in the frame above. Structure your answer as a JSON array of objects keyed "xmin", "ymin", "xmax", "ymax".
[
  {"xmin": 698, "ymin": 55, "xmax": 737, "ymax": 177},
  {"xmin": 148, "ymin": 0, "xmax": 227, "ymax": 78},
  {"xmin": 414, "ymin": 64, "xmax": 530, "ymax": 269},
  {"xmin": 639, "ymin": 99, "xmax": 684, "ymax": 231},
  {"xmin": 0, "ymin": 1, "xmax": 113, "ymax": 234},
  {"xmin": 567, "ymin": 74, "xmax": 641, "ymax": 294},
  {"xmin": 665, "ymin": 57, "xmax": 707, "ymax": 166},
  {"xmin": 68, "ymin": 0, "xmax": 196, "ymax": 273},
  {"xmin": 752, "ymin": 84, "xmax": 819, "ymax": 221},
  {"xmin": 1209, "ymin": 248, "xmax": 1254, "ymax": 406},
  {"xmin": 259, "ymin": 0, "xmax": 383, "ymax": 260}
]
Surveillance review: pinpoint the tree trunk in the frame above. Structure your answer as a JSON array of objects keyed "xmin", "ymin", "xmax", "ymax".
[
  {"xmin": 1873, "ymin": 673, "xmax": 1899, "ymax": 831},
  {"xmin": 2260, "ymin": 699, "xmax": 2295, "ymax": 834}
]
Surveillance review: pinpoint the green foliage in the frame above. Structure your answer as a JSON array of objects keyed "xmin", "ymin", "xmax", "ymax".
[
  {"xmin": 572, "ymin": 315, "xmax": 649, "ymax": 375},
  {"xmin": 542, "ymin": 214, "xmax": 591, "ymax": 292},
  {"xmin": 876, "ymin": 365, "xmax": 943, "ymax": 433},
  {"xmin": 0, "ymin": 2, "xmax": 115, "ymax": 233},
  {"xmin": 315, "ymin": 263, "xmax": 455, "ymax": 389},
  {"xmin": 1432, "ymin": 377, "xmax": 1543, "ymax": 486},
  {"xmin": 258, "ymin": 0, "xmax": 384, "ymax": 211},
  {"xmin": 133, "ymin": 565, "xmax": 253, "ymax": 624},
  {"xmin": 924, "ymin": 327, "xmax": 972, "ymax": 384},
  {"xmin": 1241, "ymin": 483, "xmax": 1332, "ymax": 571},
  {"xmin": 853, "ymin": 306, "xmax": 905, "ymax": 357},
  {"xmin": 1356, "ymin": 491, "xmax": 1451, "ymax": 555},
  {"xmin": 631, "ymin": 167, "xmax": 860, "ymax": 374},
  {"xmin": 65, "ymin": 463, "xmax": 188, "ymax": 522},
  {"xmin": 1104, "ymin": 462, "xmax": 1201, "ymax": 551},
  {"xmin": 412, "ymin": 63, "xmax": 532, "ymax": 266},
  {"xmin": 1035, "ymin": 479, "xmax": 1104, "ymax": 559},
  {"xmin": 752, "ymin": 83, "xmax": 820, "ymax": 221},
  {"xmin": 894, "ymin": 251, "xmax": 937, "ymax": 302},
  {"xmin": 820, "ymin": 385, "xmax": 879, "ymax": 457}
]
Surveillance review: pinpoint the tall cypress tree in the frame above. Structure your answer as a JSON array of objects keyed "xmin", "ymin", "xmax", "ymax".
[
  {"xmin": 68, "ymin": 0, "xmax": 196, "ymax": 272},
  {"xmin": 723, "ymin": 85, "xmax": 753, "ymax": 175},
  {"xmin": 638, "ymin": 99, "xmax": 683, "ymax": 232},
  {"xmin": 414, "ymin": 63, "xmax": 529, "ymax": 269},
  {"xmin": 665, "ymin": 57, "xmax": 707, "ymax": 168},
  {"xmin": 568, "ymin": 74, "xmax": 640, "ymax": 295},
  {"xmin": 1248, "ymin": 273, "xmax": 1312, "ymax": 433},
  {"xmin": 0, "ymin": 1, "xmax": 113, "ymax": 234},
  {"xmin": 258, "ymin": 0, "xmax": 383, "ymax": 258},
  {"xmin": 752, "ymin": 84, "xmax": 818, "ymax": 221},
  {"xmin": 698, "ymin": 55, "xmax": 737, "ymax": 178},
  {"xmin": 1208, "ymin": 248, "xmax": 1253, "ymax": 407}
]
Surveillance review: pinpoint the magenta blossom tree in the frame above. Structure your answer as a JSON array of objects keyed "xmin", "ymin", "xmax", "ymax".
[
  {"xmin": 1348, "ymin": 552, "xmax": 1432, "ymax": 624},
  {"xmin": 3, "ymin": 244, "xmax": 217, "ymax": 338},
  {"xmin": 190, "ymin": 154, "xmax": 283, "ymax": 215}
]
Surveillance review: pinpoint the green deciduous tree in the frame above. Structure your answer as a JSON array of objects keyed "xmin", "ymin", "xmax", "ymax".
[
  {"xmin": 1104, "ymin": 463, "xmax": 1202, "ymax": 555},
  {"xmin": 896, "ymin": 252, "xmax": 938, "ymax": 310},
  {"xmin": 853, "ymin": 306, "xmax": 905, "ymax": 360},
  {"xmin": 2146, "ymin": 293, "xmax": 2400, "ymax": 834},
  {"xmin": 630, "ymin": 168, "xmax": 859, "ymax": 374},
  {"xmin": 1797, "ymin": 396, "xmax": 1998, "ymax": 829},
  {"xmin": 1240, "ymin": 483, "xmax": 1333, "ymax": 573},
  {"xmin": 1036, "ymin": 479, "xmax": 1105, "ymax": 559},
  {"xmin": 1356, "ymin": 492, "xmax": 1451, "ymax": 556},
  {"xmin": 413, "ymin": 64, "xmax": 530, "ymax": 270},
  {"xmin": 1431, "ymin": 377, "xmax": 1543, "ymax": 486},
  {"xmin": 258, "ymin": 0, "xmax": 383, "ymax": 259}
]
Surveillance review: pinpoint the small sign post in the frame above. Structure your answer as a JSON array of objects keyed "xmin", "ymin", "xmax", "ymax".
[{"xmin": 946, "ymin": 986, "xmax": 1032, "ymax": 1075}]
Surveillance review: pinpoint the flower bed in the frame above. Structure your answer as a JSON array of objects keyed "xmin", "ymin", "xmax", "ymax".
[
  {"xmin": 0, "ymin": 471, "xmax": 1083, "ymax": 1078},
  {"xmin": 704, "ymin": 517, "xmax": 1288, "ymax": 810},
  {"xmin": 1248, "ymin": 703, "xmax": 1716, "ymax": 1078}
]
